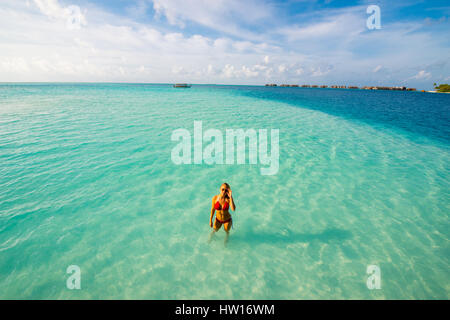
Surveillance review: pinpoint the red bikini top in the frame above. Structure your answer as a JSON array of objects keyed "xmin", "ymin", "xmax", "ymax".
[{"xmin": 214, "ymin": 196, "xmax": 229, "ymax": 210}]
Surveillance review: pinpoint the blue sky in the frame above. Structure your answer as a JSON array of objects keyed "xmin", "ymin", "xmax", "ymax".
[{"xmin": 0, "ymin": 0, "xmax": 449, "ymax": 89}]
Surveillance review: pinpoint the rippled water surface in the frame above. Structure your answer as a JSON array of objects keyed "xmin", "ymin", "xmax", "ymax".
[{"xmin": 0, "ymin": 83, "xmax": 449, "ymax": 299}]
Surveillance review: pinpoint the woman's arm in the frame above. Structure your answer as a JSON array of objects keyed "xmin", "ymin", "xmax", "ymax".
[
  {"xmin": 210, "ymin": 196, "xmax": 216, "ymax": 227},
  {"xmin": 228, "ymin": 190, "xmax": 236, "ymax": 211}
]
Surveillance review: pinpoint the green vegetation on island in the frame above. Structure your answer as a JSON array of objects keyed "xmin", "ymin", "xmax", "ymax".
[{"xmin": 433, "ymin": 83, "xmax": 450, "ymax": 93}]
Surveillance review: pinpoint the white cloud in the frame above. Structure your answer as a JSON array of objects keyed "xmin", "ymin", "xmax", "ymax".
[
  {"xmin": 278, "ymin": 64, "xmax": 287, "ymax": 73},
  {"xmin": 310, "ymin": 66, "xmax": 333, "ymax": 77},
  {"xmin": 151, "ymin": 0, "xmax": 273, "ymax": 40},
  {"xmin": 33, "ymin": 0, "xmax": 87, "ymax": 29},
  {"xmin": 253, "ymin": 64, "xmax": 267, "ymax": 71},
  {"xmin": 1, "ymin": 57, "xmax": 30, "ymax": 73},
  {"xmin": 295, "ymin": 67, "xmax": 304, "ymax": 75},
  {"xmin": 241, "ymin": 65, "xmax": 259, "ymax": 78},
  {"xmin": 222, "ymin": 64, "xmax": 236, "ymax": 78},
  {"xmin": 33, "ymin": 0, "xmax": 65, "ymax": 18},
  {"xmin": 0, "ymin": 0, "xmax": 284, "ymax": 83},
  {"xmin": 411, "ymin": 70, "xmax": 432, "ymax": 80},
  {"xmin": 276, "ymin": 10, "xmax": 365, "ymax": 43},
  {"xmin": 0, "ymin": 0, "xmax": 448, "ymax": 88},
  {"xmin": 171, "ymin": 65, "xmax": 184, "ymax": 74}
]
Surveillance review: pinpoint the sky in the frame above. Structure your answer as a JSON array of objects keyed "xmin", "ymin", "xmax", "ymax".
[{"xmin": 0, "ymin": 0, "xmax": 449, "ymax": 89}]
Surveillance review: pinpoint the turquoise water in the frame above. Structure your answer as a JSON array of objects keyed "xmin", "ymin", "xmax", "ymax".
[{"xmin": 0, "ymin": 83, "xmax": 449, "ymax": 299}]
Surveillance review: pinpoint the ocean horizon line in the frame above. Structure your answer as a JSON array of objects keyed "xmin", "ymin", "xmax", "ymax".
[{"xmin": 0, "ymin": 82, "xmax": 433, "ymax": 91}]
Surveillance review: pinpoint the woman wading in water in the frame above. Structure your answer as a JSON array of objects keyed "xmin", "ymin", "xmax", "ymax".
[{"xmin": 208, "ymin": 183, "xmax": 236, "ymax": 246}]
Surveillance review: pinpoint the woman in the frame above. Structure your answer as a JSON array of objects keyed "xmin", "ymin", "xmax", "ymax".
[{"xmin": 208, "ymin": 183, "xmax": 236, "ymax": 246}]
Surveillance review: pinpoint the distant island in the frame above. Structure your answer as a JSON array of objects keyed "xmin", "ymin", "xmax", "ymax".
[{"xmin": 433, "ymin": 83, "xmax": 450, "ymax": 93}]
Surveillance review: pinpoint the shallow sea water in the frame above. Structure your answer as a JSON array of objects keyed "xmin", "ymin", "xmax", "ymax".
[{"xmin": 0, "ymin": 83, "xmax": 448, "ymax": 299}]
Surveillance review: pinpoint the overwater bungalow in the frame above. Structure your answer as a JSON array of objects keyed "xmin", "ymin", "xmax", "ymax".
[
  {"xmin": 264, "ymin": 83, "xmax": 417, "ymax": 91},
  {"xmin": 173, "ymin": 83, "xmax": 191, "ymax": 88},
  {"xmin": 362, "ymin": 86, "xmax": 415, "ymax": 91}
]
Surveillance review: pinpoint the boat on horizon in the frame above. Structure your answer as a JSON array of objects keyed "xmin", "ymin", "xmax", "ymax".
[{"xmin": 173, "ymin": 83, "xmax": 191, "ymax": 88}]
